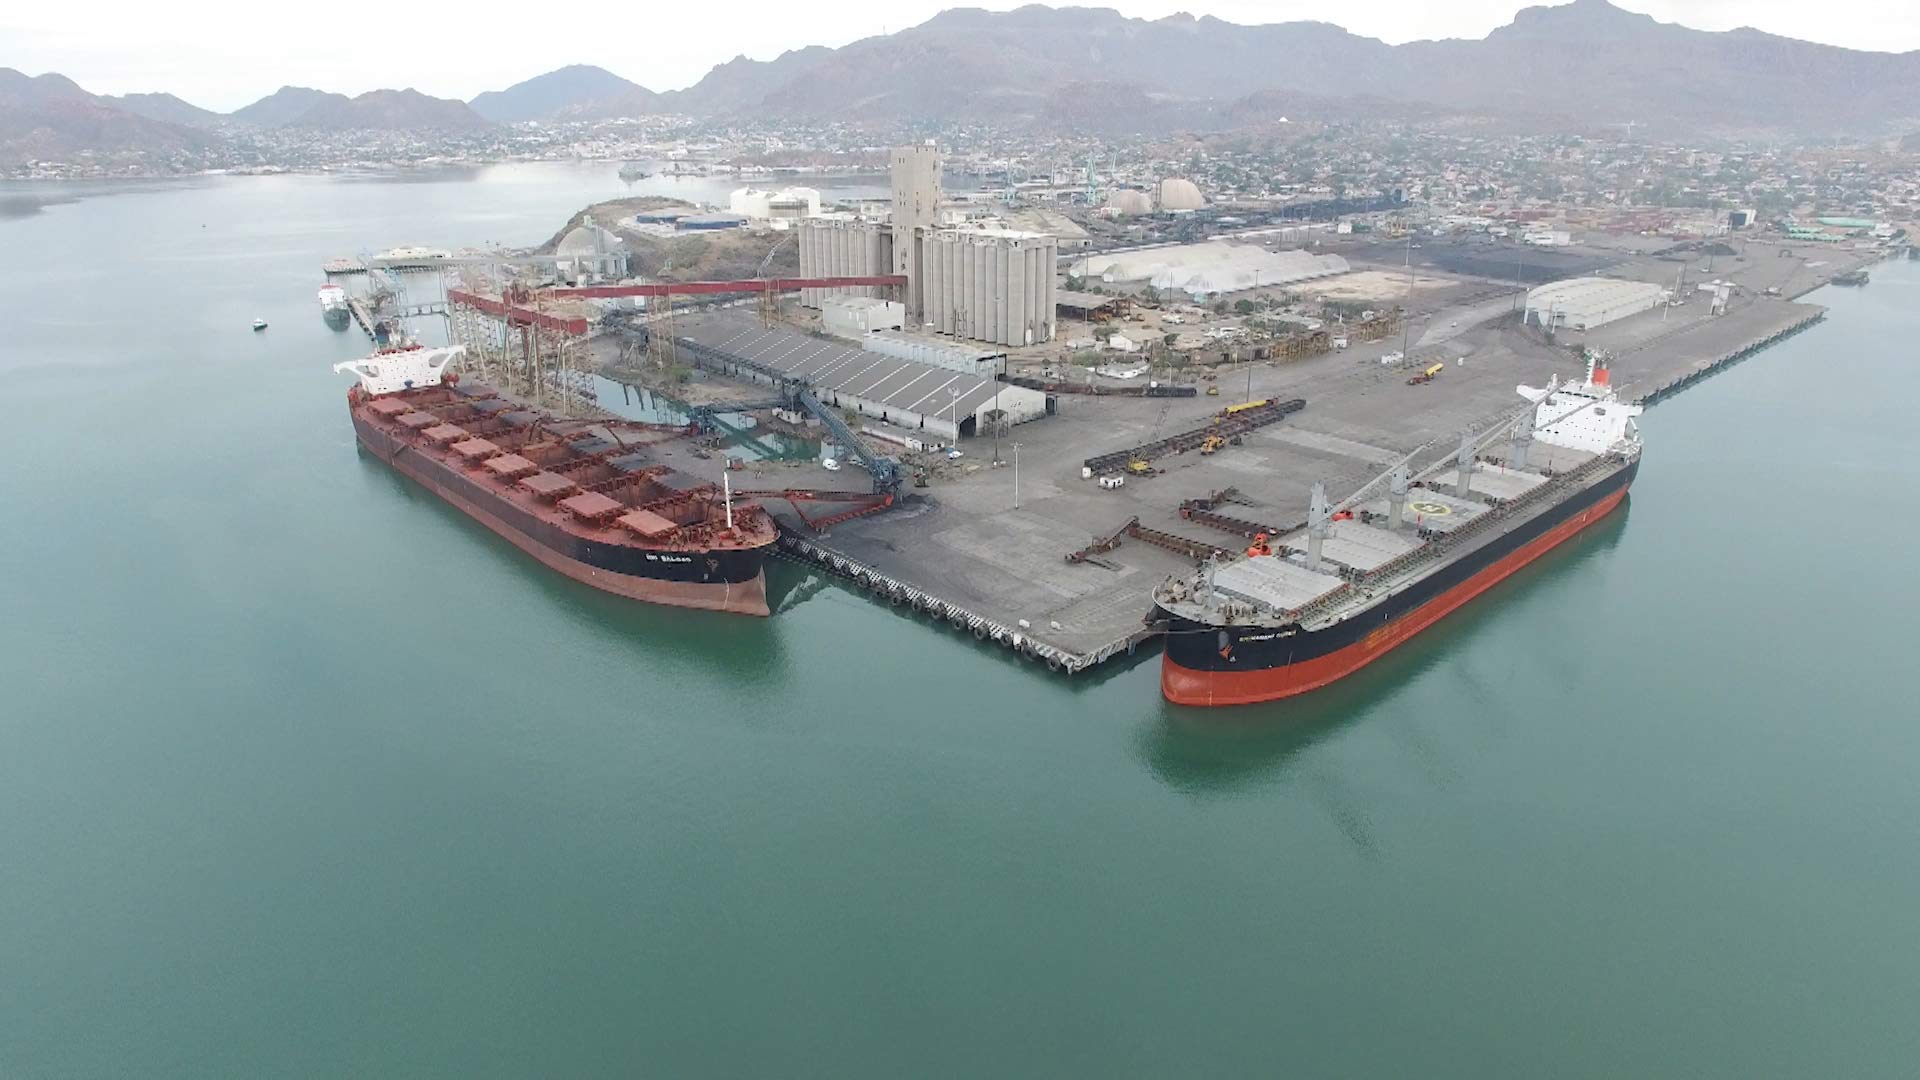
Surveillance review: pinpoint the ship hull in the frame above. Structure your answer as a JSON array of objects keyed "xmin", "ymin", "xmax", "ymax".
[
  {"xmin": 1159, "ymin": 457, "xmax": 1636, "ymax": 706},
  {"xmin": 352, "ymin": 415, "xmax": 770, "ymax": 616},
  {"xmin": 322, "ymin": 306, "xmax": 351, "ymax": 330}
]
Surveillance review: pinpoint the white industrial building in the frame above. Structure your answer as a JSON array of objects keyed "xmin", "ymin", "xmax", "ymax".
[
  {"xmin": 820, "ymin": 296, "xmax": 905, "ymax": 337},
  {"xmin": 921, "ymin": 227, "xmax": 1057, "ymax": 347},
  {"xmin": 552, "ymin": 224, "xmax": 628, "ymax": 282},
  {"xmin": 728, "ymin": 186, "xmax": 822, "ymax": 228},
  {"xmin": 1070, "ymin": 241, "xmax": 1349, "ymax": 300},
  {"xmin": 1524, "ymin": 278, "xmax": 1665, "ymax": 331},
  {"xmin": 678, "ymin": 315, "xmax": 1045, "ymax": 442},
  {"xmin": 860, "ymin": 332, "xmax": 1006, "ymax": 379}
]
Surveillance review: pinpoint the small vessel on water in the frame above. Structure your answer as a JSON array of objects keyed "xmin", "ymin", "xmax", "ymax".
[
  {"xmin": 1152, "ymin": 356, "xmax": 1642, "ymax": 706},
  {"xmin": 318, "ymin": 284, "xmax": 350, "ymax": 330},
  {"xmin": 1832, "ymin": 268, "xmax": 1870, "ymax": 287},
  {"xmin": 251, "ymin": 318, "xmax": 268, "ymax": 332},
  {"xmin": 617, "ymin": 162, "xmax": 652, "ymax": 182},
  {"xmin": 332, "ymin": 345, "xmax": 778, "ymax": 615}
]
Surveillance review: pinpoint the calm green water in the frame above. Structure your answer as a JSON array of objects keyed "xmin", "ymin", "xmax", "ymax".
[{"xmin": 4, "ymin": 165, "xmax": 1918, "ymax": 1078}]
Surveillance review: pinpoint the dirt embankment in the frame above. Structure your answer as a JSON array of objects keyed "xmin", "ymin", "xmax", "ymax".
[{"xmin": 537, "ymin": 197, "xmax": 802, "ymax": 282}]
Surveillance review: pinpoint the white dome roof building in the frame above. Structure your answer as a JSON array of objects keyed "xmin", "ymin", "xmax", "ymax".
[
  {"xmin": 554, "ymin": 223, "xmax": 628, "ymax": 282},
  {"xmin": 1104, "ymin": 189, "xmax": 1154, "ymax": 216},
  {"xmin": 1156, "ymin": 178, "xmax": 1205, "ymax": 212}
]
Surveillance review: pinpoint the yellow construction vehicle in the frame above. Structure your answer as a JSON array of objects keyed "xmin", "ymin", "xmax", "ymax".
[
  {"xmin": 1199, "ymin": 435, "xmax": 1226, "ymax": 455},
  {"xmin": 1407, "ymin": 362, "xmax": 1445, "ymax": 385},
  {"xmin": 1126, "ymin": 459, "xmax": 1154, "ymax": 476}
]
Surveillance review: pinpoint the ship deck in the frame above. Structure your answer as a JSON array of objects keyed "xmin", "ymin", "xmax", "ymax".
[
  {"xmin": 1156, "ymin": 448, "xmax": 1632, "ymax": 631},
  {"xmin": 354, "ymin": 382, "xmax": 777, "ymax": 554}
]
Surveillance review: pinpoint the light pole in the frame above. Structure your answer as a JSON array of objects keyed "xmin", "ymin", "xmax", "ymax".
[
  {"xmin": 1012, "ymin": 442, "xmax": 1022, "ymax": 509},
  {"xmin": 992, "ymin": 391, "xmax": 1002, "ymax": 465}
]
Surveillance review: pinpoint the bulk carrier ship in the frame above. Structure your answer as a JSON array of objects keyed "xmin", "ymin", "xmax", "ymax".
[
  {"xmin": 334, "ymin": 345, "xmax": 777, "ymax": 615},
  {"xmin": 1153, "ymin": 359, "xmax": 1642, "ymax": 706}
]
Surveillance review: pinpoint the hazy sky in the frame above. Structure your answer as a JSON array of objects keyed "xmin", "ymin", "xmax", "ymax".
[{"xmin": 8, "ymin": 0, "xmax": 1918, "ymax": 110}]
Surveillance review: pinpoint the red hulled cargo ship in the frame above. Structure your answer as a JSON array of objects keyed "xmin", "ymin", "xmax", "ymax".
[
  {"xmin": 1152, "ymin": 358, "xmax": 1642, "ymax": 706},
  {"xmin": 335, "ymin": 345, "xmax": 777, "ymax": 615}
]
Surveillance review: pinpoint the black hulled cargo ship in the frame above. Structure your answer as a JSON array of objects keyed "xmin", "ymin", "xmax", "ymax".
[
  {"xmin": 1153, "ymin": 360, "xmax": 1642, "ymax": 706},
  {"xmin": 335, "ymin": 345, "xmax": 777, "ymax": 615}
]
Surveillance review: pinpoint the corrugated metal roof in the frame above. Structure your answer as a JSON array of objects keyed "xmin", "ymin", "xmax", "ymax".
[
  {"xmin": 1524, "ymin": 277, "xmax": 1663, "ymax": 314},
  {"xmin": 679, "ymin": 315, "xmax": 1006, "ymax": 418}
]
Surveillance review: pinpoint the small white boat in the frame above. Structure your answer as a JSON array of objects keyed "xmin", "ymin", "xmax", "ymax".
[{"xmin": 251, "ymin": 318, "xmax": 268, "ymax": 332}]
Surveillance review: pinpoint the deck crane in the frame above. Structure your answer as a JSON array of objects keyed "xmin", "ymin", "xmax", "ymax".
[{"xmin": 1306, "ymin": 368, "xmax": 1622, "ymax": 536}]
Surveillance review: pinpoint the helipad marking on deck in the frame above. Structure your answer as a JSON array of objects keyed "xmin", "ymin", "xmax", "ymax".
[{"xmin": 1409, "ymin": 500, "xmax": 1451, "ymax": 516}]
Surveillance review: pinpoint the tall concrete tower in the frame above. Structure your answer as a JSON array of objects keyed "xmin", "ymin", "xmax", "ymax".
[{"xmin": 890, "ymin": 141, "xmax": 942, "ymax": 322}]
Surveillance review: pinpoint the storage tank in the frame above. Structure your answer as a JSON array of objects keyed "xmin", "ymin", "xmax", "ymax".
[
  {"xmin": 920, "ymin": 228, "xmax": 1056, "ymax": 346},
  {"xmin": 1156, "ymin": 178, "xmax": 1205, "ymax": 211},
  {"xmin": 798, "ymin": 219, "xmax": 892, "ymax": 308}
]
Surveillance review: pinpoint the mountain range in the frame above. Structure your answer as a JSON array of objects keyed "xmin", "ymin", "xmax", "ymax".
[
  {"xmin": 8, "ymin": 1, "xmax": 1920, "ymax": 170},
  {"xmin": 469, "ymin": 64, "xmax": 659, "ymax": 123},
  {"xmin": 653, "ymin": 1, "xmax": 1920, "ymax": 134},
  {"xmin": 1, "ymin": 69, "xmax": 211, "ymax": 169}
]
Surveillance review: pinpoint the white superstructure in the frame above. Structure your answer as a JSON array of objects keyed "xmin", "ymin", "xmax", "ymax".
[
  {"xmin": 333, "ymin": 345, "xmax": 464, "ymax": 397},
  {"xmin": 1517, "ymin": 358, "xmax": 1642, "ymax": 454},
  {"xmin": 318, "ymin": 284, "xmax": 348, "ymax": 311}
]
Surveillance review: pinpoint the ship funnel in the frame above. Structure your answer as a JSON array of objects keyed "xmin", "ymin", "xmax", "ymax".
[
  {"xmin": 1386, "ymin": 465, "xmax": 1410, "ymax": 531},
  {"xmin": 1454, "ymin": 434, "xmax": 1476, "ymax": 498},
  {"xmin": 1306, "ymin": 481, "xmax": 1330, "ymax": 570}
]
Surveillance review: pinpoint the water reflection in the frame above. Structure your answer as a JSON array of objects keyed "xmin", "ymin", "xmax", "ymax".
[
  {"xmin": 594, "ymin": 377, "xmax": 818, "ymax": 461},
  {"xmin": 351, "ymin": 446, "xmax": 790, "ymax": 676},
  {"xmin": 0, "ymin": 193, "xmax": 72, "ymax": 219},
  {"xmin": 335, "ymin": 165, "xmax": 489, "ymax": 185}
]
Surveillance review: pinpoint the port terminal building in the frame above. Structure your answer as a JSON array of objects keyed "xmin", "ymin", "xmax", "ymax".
[{"xmin": 678, "ymin": 314, "xmax": 1046, "ymax": 441}]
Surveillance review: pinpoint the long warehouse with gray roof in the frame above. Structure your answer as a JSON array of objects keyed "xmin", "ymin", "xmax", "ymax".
[{"xmin": 677, "ymin": 314, "xmax": 1048, "ymax": 440}]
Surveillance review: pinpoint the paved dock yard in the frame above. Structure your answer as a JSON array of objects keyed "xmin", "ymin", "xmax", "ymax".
[{"xmin": 639, "ymin": 239, "xmax": 1869, "ymax": 671}]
